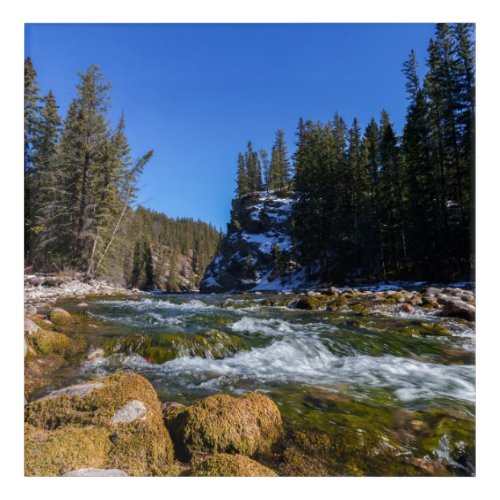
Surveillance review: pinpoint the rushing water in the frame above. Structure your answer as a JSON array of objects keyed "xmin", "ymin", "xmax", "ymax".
[{"xmin": 40, "ymin": 293, "xmax": 476, "ymax": 474}]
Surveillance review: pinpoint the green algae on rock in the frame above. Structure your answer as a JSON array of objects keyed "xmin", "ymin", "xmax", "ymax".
[
  {"xmin": 294, "ymin": 296, "xmax": 324, "ymax": 310},
  {"xmin": 25, "ymin": 372, "xmax": 175, "ymax": 476},
  {"xmin": 164, "ymin": 392, "xmax": 283, "ymax": 460},
  {"xmin": 104, "ymin": 329, "xmax": 246, "ymax": 364},
  {"xmin": 276, "ymin": 425, "xmax": 426, "ymax": 477},
  {"xmin": 190, "ymin": 453, "xmax": 278, "ymax": 477}
]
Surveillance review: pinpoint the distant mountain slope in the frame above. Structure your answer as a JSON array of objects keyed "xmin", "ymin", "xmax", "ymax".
[{"xmin": 200, "ymin": 192, "xmax": 307, "ymax": 292}]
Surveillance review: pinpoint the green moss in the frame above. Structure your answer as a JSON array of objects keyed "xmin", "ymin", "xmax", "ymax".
[
  {"xmin": 29, "ymin": 328, "xmax": 86, "ymax": 357},
  {"xmin": 25, "ymin": 372, "xmax": 174, "ymax": 476},
  {"xmin": 260, "ymin": 297, "xmax": 292, "ymax": 307},
  {"xmin": 326, "ymin": 295, "xmax": 347, "ymax": 310},
  {"xmin": 399, "ymin": 321, "xmax": 451, "ymax": 337},
  {"xmin": 165, "ymin": 392, "xmax": 283, "ymax": 460},
  {"xmin": 350, "ymin": 303, "xmax": 371, "ymax": 315},
  {"xmin": 49, "ymin": 308, "xmax": 74, "ymax": 325},
  {"xmin": 295, "ymin": 297, "xmax": 323, "ymax": 310},
  {"xmin": 104, "ymin": 330, "xmax": 246, "ymax": 364},
  {"xmin": 25, "ymin": 423, "xmax": 111, "ymax": 476},
  {"xmin": 276, "ymin": 424, "xmax": 425, "ymax": 477},
  {"xmin": 190, "ymin": 453, "xmax": 278, "ymax": 477}
]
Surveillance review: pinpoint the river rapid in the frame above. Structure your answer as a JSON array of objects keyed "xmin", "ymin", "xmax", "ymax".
[{"xmin": 38, "ymin": 292, "xmax": 476, "ymax": 475}]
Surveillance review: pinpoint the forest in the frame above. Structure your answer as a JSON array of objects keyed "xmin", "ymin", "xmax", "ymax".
[
  {"xmin": 24, "ymin": 61, "xmax": 222, "ymax": 289},
  {"xmin": 235, "ymin": 23, "xmax": 475, "ymax": 282}
]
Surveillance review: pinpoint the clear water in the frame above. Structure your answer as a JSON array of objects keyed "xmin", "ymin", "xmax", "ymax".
[{"xmin": 41, "ymin": 293, "xmax": 476, "ymax": 473}]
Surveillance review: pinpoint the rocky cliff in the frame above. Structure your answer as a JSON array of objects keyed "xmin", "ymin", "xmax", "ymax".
[{"xmin": 200, "ymin": 192, "xmax": 306, "ymax": 292}]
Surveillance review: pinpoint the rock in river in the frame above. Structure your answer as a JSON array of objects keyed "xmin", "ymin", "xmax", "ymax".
[{"xmin": 164, "ymin": 392, "xmax": 283, "ymax": 459}]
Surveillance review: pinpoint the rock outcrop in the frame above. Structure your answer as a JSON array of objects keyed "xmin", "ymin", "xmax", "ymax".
[{"xmin": 201, "ymin": 192, "xmax": 301, "ymax": 292}]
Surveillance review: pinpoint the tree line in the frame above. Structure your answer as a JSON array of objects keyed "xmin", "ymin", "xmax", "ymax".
[
  {"xmin": 235, "ymin": 23, "xmax": 475, "ymax": 282},
  {"xmin": 24, "ymin": 60, "xmax": 222, "ymax": 288},
  {"xmin": 236, "ymin": 129, "xmax": 292, "ymax": 197}
]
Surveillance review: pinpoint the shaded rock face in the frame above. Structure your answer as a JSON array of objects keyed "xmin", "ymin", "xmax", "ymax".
[{"xmin": 201, "ymin": 192, "xmax": 296, "ymax": 292}]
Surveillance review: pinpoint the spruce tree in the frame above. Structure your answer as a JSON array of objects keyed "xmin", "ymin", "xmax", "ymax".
[
  {"xmin": 31, "ymin": 91, "xmax": 62, "ymax": 267},
  {"xmin": 24, "ymin": 57, "xmax": 42, "ymax": 261},
  {"xmin": 268, "ymin": 129, "xmax": 290, "ymax": 191},
  {"xmin": 236, "ymin": 153, "xmax": 249, "ymax": 197}
]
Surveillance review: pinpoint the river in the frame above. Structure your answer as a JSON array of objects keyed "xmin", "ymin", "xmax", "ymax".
[{"xmin": 37, "ymin": 292, "xmax": 476, "ymax": 475}]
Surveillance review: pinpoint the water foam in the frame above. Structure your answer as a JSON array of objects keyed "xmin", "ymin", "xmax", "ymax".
[
  {"xmin": 230, "ymin": 316, "xmax": 296, "ymax": 336},
  {"xmin": 150, "ymin": 337, "xmax": 475, "ymax": 403}
]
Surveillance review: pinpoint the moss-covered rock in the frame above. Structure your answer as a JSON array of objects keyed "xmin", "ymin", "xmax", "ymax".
[
  {"xmin": 400, "ymin": 322, "xmax": 451, "ymax": 337},
  {"xmin": 25, "ymin": 372, "xmax": 175, "ymax": 476},
  {"xmin": 276, "ymin": 425, "xmax": 425, "ymax": 477},
  {"xmin": 190, "ymin": 453, "xmax": 277, "ymax": 476},
  {"xmin": 104, "ymin": 330, "xmax": 246, "ymax": 364},
  {"xmin": 49, "ymin": 307, "xmax": 74, "ymax": 325},
  {"xmin": 25, "ymin": 424, "xmax": 112, "ymax": 476},
  {"xmin": 326, "ymin": 295, "xmax": 347, "ymax": 311},
  {"xmin": 165, "ymin": 392, "xmax": 283, "ymax": 460},
  {"xmin": 295, "ymin": 296, "xmax": 323, "ymax": 310},
  {"xmin": 29, "ymin": 328, "xmax": 86, "ymax": 357}
]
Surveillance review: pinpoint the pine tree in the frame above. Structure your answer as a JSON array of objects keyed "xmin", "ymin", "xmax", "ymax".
[
  {"xmin": 24, "ymin": 57, "xmax": 42, "ymax": 262},
  {"xmin": 378, "ymin": 110, "xmax": 408, "ymax": 273},
  {"xmin": 268, "ymin": 129, "xmax": 290, "ymax": 191},
  {"xmin": 244, "ymin": 141, "xmax": 262, "ymax": 193},
  {"xmin": 236, "ymin": 153, "xmax": 249, "ymax": 197},
  {"xmin": 31, "ymin": 91, "xmax": 62, "ymax": 267}
]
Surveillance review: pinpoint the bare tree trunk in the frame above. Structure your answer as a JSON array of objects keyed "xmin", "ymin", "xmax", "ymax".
[{"xmin": 93, "ymin": 184, "xmax": 133, "ymax": 276}]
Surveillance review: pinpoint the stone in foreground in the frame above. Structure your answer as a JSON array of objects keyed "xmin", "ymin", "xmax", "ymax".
[
  {"xmin": 164, "ymin": 392, "xmax": 282, "ymax": 459},
  {"xmin": 25, "ymin": 372, "xmax": 175, "ymax": 476},
  {"xmin": 63, "ymin": 468, "xmax": 128, "ymax": 477}
]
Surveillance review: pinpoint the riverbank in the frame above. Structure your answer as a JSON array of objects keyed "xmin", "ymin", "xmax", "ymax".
[{"xmin": 24, "ymin": 274, "xmax": 144, "ymax": 312}]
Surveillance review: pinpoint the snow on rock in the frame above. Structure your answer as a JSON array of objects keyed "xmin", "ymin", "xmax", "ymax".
[{"xmin": 200, "ymin": 192, "xmax": 299, "ymax": 292}]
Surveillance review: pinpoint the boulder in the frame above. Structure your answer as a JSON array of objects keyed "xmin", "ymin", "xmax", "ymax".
[
  {"xmin": 76, "ymin": 302, "xmax": 89, "ymax": 308},
  {"xmin": 398, "ymin": 303, "xmax": 415, "ymax": 314},
  {"xmin": 190, "ymin": 453, "xmax": 277, "ymax": 477},
  {"xmin": 164, "ymin": 392, "xmax": 282, "ymax": 459},
  {"xmin": 441, "ymin": 298, "xmax": 475, "ymax": 321},
  {"xmin": 295, "ymin": 296, "xmax": 323, "ymax": 310},
  {"xmin": 29, "ymin": 328, "xmax": 85, "ymax": 357},
  {"xmin": 25, "ymin": 372, "xmax": 175, "ymax": 476},
  {"xmin": 49, "ymin": 308, "xmax": 74, "ymax": 325}
]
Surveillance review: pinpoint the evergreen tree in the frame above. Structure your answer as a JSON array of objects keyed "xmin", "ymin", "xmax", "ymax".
[
  {"xmin": 268, "ymin": 129, "xmax": 290, "ymax": 191},
  {"xmin": 24, "ymin": 57, "xmax": 42, "ymax": 261},
  {"xmin": 31, "ymin": 91, "xmax": 62, "ymax": 267},
  {"xmin": 236, "ymin": 153, "xmax": 249, "ymax": 197}
]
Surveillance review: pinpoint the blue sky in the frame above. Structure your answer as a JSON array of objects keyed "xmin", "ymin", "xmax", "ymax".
[{"xmin": 25, "ymin": 23, "xmax": 436, "ymax": 230}]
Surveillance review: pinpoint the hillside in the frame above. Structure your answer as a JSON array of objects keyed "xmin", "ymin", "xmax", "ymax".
[{"xmin": 115, "ymin": 206, "xmax": 223, "ymax": 291}]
